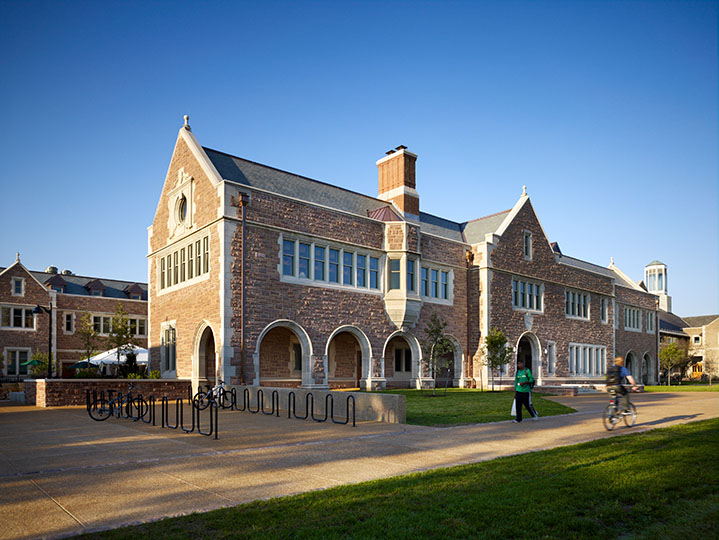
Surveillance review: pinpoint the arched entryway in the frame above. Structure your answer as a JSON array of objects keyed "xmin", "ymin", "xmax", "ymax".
[
  {"xmin": 432, "ymin": 334, "xmax": 464, "ymax": 388},
  {"xmin": 195, "ymin": 324, "xmax": 217, "ymax": 385},
  {"xmin": 383, "ymin": 331, "xmax": 421, "ymax": 388},
  {"xmin": 642, "ymin": 353, "xmax": 652, "ymax": 385},
  {"xmin": 253, "ymin": 320, "xmax": 313, "ymax": 387},
  {"xmin": 625, "ymin": 351, "xmax": 639, "ymax": 380},
  {"xmin": 516, "ymin": 333, "xmax": 541, "ymax": 385},
  {"xmin": 325, "ymin": 326, "xmax": 372, "ymax": 390}
]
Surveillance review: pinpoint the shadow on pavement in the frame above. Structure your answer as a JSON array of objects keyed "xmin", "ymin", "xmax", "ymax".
[{"xmin": 636, "ymin": 413, "xmax": 702, "ymax": 427}]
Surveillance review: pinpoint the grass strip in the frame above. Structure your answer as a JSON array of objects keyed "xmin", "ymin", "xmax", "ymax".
[
  {"xmin": 77, "ymin": 419, "xmax": 718, "ymax": 540},
  {"xmin": 644, "ymin": 385, "xmax": 719, "ymax": 392},
  {"xmin": 378, "ymin": 388, "xmax": 575, "ymax": 425}
]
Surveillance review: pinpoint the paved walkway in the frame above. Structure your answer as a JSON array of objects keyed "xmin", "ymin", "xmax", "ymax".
[{"xmin": 1, "ymin": 391, "xmax": 717, "ymax": 539}]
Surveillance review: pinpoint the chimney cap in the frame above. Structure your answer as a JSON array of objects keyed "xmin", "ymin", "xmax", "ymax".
[
  {"xmin": 385, "ymin": 149, "xmax": 396, "ymax": 155},
  {"xmin": 395, "ymin": 145, "xmax": 407, "ymax": 151}
]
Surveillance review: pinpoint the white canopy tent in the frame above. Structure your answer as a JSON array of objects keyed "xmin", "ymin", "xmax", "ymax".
[{"xmin": 88, "ymin": 346, "xmax": 149, "ymax": 366}]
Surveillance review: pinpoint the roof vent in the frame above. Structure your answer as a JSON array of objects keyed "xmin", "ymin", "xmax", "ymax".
[
  {"xmin": 61, "ymin": 269, "xmax": 73, "ymax": 276},
  {"xmin": 45, "ymin": 266, "xmax": 58, "ymax": 274}
]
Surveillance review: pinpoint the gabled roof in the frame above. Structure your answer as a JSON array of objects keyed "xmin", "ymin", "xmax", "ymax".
[
  {"xmin": 461, "ymin": 210, "xmax": 512, "ymax": 244},
  {"xmin": 44, "ymin": 274, "xmax": 67, "ymax": 288},
  {"xmin": 682, "ymin": 315, "xmax": 719, "ymax": 328}
]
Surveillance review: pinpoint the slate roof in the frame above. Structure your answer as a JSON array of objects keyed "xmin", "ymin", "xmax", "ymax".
[
  {"xmin": 682, "ymin": 315, "xmax": 719, "ymax": 328},
  {"xmin": 461, "ymin": 210, "xmax": 512, "ymax": 244},
  {"xmin": 204, "ymin": 147, "xmax": 390, "ymax": 218},
  {"xmin": 0, "ymin": 267, "xmax": 148, "ymax": 300},
  {"xmin": 419, "ymin": 212, "xmax": 464, "ymax": 242},
  {"xmin": 647, "ymin": 260, "xmax": 665, "ymax": 266},
  {"xmin": 659, "ymin": 310, "xmax": 689, "ymax": 334}
]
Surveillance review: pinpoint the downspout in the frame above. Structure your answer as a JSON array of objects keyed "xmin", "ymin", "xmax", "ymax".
[
  {"xmin": 465, "ymin": 249, "xmax": 474, "ymax": 388},
  {"xmin": 239, "ymin": 193, "xmax": 250, "ymax": 384}
]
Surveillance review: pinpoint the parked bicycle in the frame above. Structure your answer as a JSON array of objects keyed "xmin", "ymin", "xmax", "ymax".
[
  {"xmin": 88, "ymin": 382, "xmax": 148, "ymax": 421},
  {"xmin": 193, "ymin": 380, "xmax": 229, "ymax": 410},
  {"xmin": 602, "ymin": 386, "xmax": 637, "ymax": 431}
]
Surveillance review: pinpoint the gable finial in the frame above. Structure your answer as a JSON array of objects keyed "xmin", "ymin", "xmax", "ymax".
[
  {"xmin": 183, "ymin": 114, "xmax": 191, "ymax": 131},
  {"xmin": 610, "ymin": 257, "xmax": 614, "ymax": 266},
  {"xmin": 15, "ymin": 252, "xmax": 20, "ymax": 263},
  {"xmin": 522, "ymin": 185, "xmax": 527, "ymax": 196}
]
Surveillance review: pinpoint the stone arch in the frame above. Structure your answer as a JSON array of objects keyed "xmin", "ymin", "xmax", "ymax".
[
  {"xmin": 642, "ymin": 352, "xmax": 653, "ymax": 385},
  {"xmin": 433, "ymin": 334, "xmax": 465, "ymax": 388},
  {"xmin": 324, "ymin": 325, "xmax": 373, "ymax": 390},
  {"xmin": 253, "ymin": 319, "xmax": 314, "ymax": 387},
  {"xmin": 382, "ymin": 330, "xmax": 422, "ymax": 388},
  {"xmin": 625, "ymin": 350, "xmax": 639, "ymax": 380},
  {"xmin": 515, "ymin": 332, "xmax": 542, "ymax": 385},
  {"xmin": 193, "ymin": 321, "xmax": 218, "ymax": 387}
]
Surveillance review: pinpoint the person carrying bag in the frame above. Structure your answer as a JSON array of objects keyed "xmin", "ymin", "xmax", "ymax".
[{"xmin": 512, "ymin": 358, "xmax": 539, "ymax": 423}]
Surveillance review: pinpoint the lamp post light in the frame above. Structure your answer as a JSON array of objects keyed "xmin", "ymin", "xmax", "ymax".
[{"xmin": 32, "ymin": 302, "xmax": 53, "ymax": 379}]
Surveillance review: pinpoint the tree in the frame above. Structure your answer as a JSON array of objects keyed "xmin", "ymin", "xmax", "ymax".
[
  {"xmin": 659, "ymin": 342, "xmax": 687, "ymax": 385},
  {"xmin": 77, "ymin": 312, "xmax": 100, "ymax": 371},
  {"xmin": 420, "ymin": 312, "xmax": 454, "ymax": 396},
  {"xmin": 107, "ymin": 303, "xmax": 137, "ymax": 375},
  {"xmin": 483, "ymin": 328, "xmax": 514, "ymax": 391},
  {"xmin": 703, "ymin": 351, "xmax": 719, "ymax": 385}
]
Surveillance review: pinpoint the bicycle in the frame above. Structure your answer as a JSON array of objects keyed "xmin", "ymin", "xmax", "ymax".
[
  {"xmin": 193, "ymin": 380, "xmax": 229, "ymax": 410},
  {"xmin": 602, "ymin": 386, "xmax": 637, "ymax": 431},
  {"xmin": 88, "ymin": 382, "xmax": 148, "ymax": 421}
]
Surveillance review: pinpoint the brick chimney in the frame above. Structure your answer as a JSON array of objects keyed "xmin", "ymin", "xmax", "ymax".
[{"xmin": 377, "ymin": 145, "xmax": 419, "ymax": 218}]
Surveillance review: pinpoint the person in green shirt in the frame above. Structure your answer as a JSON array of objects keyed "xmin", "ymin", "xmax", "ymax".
[{"xmin": 513, "ymin": 358, "xmax": 538, "ymax": 423}]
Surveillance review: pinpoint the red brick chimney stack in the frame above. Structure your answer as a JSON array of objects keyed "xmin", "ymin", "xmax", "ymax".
[{"xmin": 377, "ymin": 146, "xmax": 419, "ymax": 218}]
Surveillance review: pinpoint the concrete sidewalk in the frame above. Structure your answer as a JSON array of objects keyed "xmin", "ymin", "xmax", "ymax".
[{"xmin": 1, "ymin": 392, "xmax": 717, "ymax": 539}]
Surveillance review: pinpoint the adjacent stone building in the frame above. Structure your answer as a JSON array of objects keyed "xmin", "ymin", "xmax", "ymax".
[
  {"xmin": 148, "ymin": 119, "xmax": 660, "ymax": 390},
  {"xmin": 0, "ymin": 255, "xmax": 148, "ymax": 378}
]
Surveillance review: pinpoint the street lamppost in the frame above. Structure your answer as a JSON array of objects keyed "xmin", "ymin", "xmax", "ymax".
[{"xmin": 33, "ymin": 303, "xmax": 53, "ymax": 379}]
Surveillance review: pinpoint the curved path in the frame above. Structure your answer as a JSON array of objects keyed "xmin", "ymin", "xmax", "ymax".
[{"xmin": 1, "ymin": 391, "xmax": 716, "ymax": 539}]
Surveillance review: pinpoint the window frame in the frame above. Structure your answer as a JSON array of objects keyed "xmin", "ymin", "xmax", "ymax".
[
  {"xmin": 1, "ymin": 305, "xmax": 36, "ymax": 331},
  {"xmin": 11, "ymin": 277, "xmax": 24, "ymax": 297},
  {"xmin": 511, "ymin": 277, "xmax": 544, "ymax": 313}
]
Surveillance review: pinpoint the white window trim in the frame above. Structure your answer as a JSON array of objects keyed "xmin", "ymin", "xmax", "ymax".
[
  {"xmin": 160, "ymin": 320, "xmax": 177, "ymax": 378},
  {"xmin": 3, "ymin": 347, "xmax": 32, "ymax": 376},
  {"xmin": 646, "ymin": 311, "xmax": 656, "ymax": 334},
  {"xmin": 568, "ymin": 343, "xmax": 607, "ymax": 377},
  {"xmin": 420, "ymin": 266, "xmax": 453, "ymax": 305},
  {"xmin": 600, "ymin": 298, "xmax": 608, "ymax": 325},
  {"xmin": 157, "ymin": 233, "xmax": 211, "ymax": 296},
  {"xmin": 278, "ymin": 234, "xmax": 384, "ymax": 296},
  {"xmin": 0, "ymin": 304, "xmax": 37, "ymax": 332},
  {"xmin": 547, "ymin": 340, "xmax": 556, "ymax": 375},
  {"xmin": 565, "ymin": 288, "xmax": 591, "ymax": 321},
  {"xmin": 11, "ymin": 277, "xmax": 25, "ymax": 297},
  {"xmin": 511, "ymin": 277, "xmax": 544, "ymax": 314},
  {"xmin": 64, "ymin": 312, "xmax": 75, "ymax": 335},
  {"xmin": 623, "ymin": 306, "xmax": 642, "ymax": 332}
]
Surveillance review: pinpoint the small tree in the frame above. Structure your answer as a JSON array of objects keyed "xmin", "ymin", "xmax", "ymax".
[
  {"xmin": 29, "ymin": 351, "xmax": 50, "ymax": 378},
  {"xmin": 483, "ymin": 328, "xmax": 514, "ymax": 391},
  {"xmin": 659, "ymin": 342, "xmax": 686, "ymax": 385},
  {"xmin": 420, "ymin": 312, "xmax": 454, "ymax": 396},
  {"xmin": 76, "ymin": 312, "xmax": 100, "ymax": 372},
  {"xmin": 703, "ymin": 351, "xmax": 719, "ymax": 385},
  {"xmin": 107, "ymin": 303, "xmax": 137, "ymax": 376}
]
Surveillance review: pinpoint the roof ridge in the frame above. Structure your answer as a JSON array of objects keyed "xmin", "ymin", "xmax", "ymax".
[
  {"xmin": 203, "ymin": 146, "xmax": 388, "ymax": 206},
  {"xmin": 30, "ymin": 270, "xmax": 147, "ymax": 287},
  {"xmin": 461, "ymin": 208, "xmax": 512, "ymax": 226}
]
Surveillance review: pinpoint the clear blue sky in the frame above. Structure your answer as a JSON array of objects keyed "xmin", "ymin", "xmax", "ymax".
[{"xmin": 1, "ymin": 0, "xmax": 716, "ymax": 317}]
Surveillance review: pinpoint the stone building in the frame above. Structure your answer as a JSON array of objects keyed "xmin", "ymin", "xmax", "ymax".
[
  {"xmin": 0, "ymin": 254, "xmax": 147, "ymax": 378},
  {"xmin": 148, "ymin": 119, "xmax": 660, "ymax": 390}
]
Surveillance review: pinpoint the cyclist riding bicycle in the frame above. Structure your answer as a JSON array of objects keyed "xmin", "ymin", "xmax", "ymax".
[{"xmin": 606, "ymin": 355, "xmax": 639, "ymax": 412}]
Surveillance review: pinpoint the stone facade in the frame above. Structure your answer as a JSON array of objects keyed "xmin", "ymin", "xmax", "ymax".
[{"xmin": 147, "ymin": 123, "xmax": 660, "ymax": 391}]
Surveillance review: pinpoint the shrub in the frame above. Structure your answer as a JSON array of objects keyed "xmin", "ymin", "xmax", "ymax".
[
  {"xmin": 127, "ymin": 373, "xmax": 143, "ymax": 379},
  {"xmin": 74, "ymin": 369, "xmax": 97, "ymax": 378},
  {"xmin": 148, "ymin": 370, "xmax": 161, "ymax": 379}
]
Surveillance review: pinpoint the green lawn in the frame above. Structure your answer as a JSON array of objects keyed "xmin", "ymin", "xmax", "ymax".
[
  {"xmin": 644, "ymin": 384, "xmax": 719, "ymax": 392},
  {"xmin": 78, "ymin": 419, "xmax": 719, "ymax": 539},
  {"xmin": 378, "ymin": 388, "xmax": 575, "ymax": 425}
]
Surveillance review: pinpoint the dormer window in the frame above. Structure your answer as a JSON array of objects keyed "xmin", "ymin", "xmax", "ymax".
[{"xmin": 92, "ymin": 290, "xmax": 102, "ymax": 297}]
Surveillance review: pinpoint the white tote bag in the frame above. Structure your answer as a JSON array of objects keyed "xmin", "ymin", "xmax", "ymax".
[{"xmin": 510, "ymin": 398, "xmax": 517, "ymax": 416}]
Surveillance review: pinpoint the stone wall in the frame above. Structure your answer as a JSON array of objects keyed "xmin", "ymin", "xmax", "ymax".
[{"xmin": 25, "ymin": 379, "xmax": 192, "ymax": 407}]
